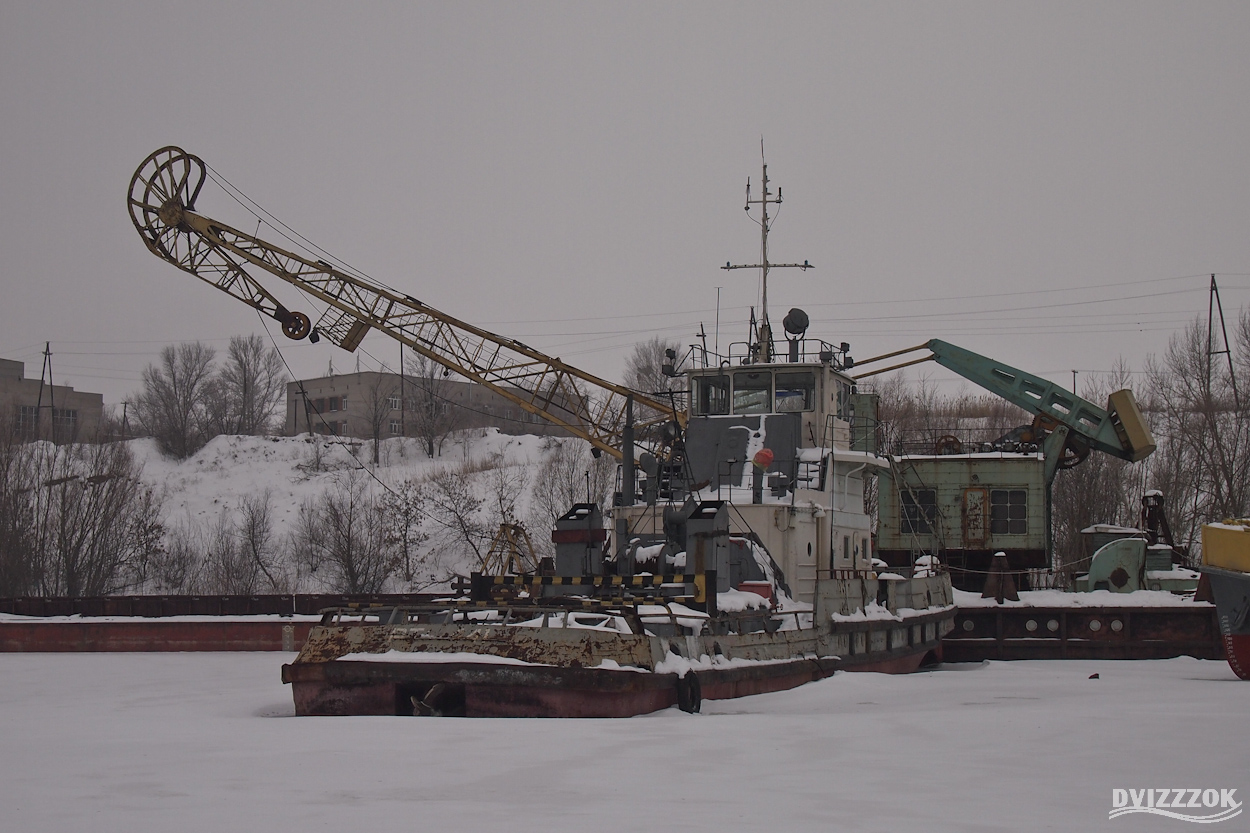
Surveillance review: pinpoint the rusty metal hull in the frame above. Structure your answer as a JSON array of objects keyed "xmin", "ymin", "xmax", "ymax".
[
  {"xmin": 280, "ymin": 608, "xmax": 954, "ymax": 717},
  {"xmin": 0, "ymin": 620, "xmax": 313, "ymax": 652},
  {"xmin": 1201, "ymin": 565, "xmax": 1250, "ymax": 679},
  {"xmin": 282, "ymin": 655, "xmax": 862, "ymax": 717},
  {"xmin": 942, "ymin": 604, "xmax": 1223, "ymax": 662}
]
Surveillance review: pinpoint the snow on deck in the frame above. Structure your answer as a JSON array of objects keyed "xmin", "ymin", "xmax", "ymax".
[{"xmin": 0, "ymin": 652, "xmax": 1240, "ymax": 831}]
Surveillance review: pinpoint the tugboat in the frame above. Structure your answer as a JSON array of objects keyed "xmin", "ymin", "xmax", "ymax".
[
  {"xmin": 281, "ymin": 157, "xmax": 956, "ymax": 716},
  {"xmin": 126, "ymin": 145, "xmax": 956, "ymax": 717},
  {"xmin": 1200, "ymin": 520, "xmax": 1250, "ymax": 679}
]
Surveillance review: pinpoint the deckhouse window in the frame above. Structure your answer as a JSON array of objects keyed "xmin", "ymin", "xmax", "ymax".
[
  {"xmin": 775, "ymin": 371, "xmax": 815, "ymax": 412},
  {"xmin": 732, "ymin": 371, "xmax": 771, "ymax": 415},
  {"xmin": 901, "ymin": 489, "xmax": 938, "ymax": 535},
  {"xmin": 694, "ymin": 375, "xmax": 729, "ymax": 415},
  {"xmin": 990, "ymin": 489, "xmax": 1027, "ymax": 535}
]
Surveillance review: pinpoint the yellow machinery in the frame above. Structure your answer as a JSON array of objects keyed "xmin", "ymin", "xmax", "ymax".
[{"xmin": 127, "ymin": 147, "xmax": 678, "ymax": 461}]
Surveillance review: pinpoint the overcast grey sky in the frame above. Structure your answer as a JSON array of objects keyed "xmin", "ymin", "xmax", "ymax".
[{"xmin": 2, "ymin": 2, "xmax": 1248, "ymax": 406}]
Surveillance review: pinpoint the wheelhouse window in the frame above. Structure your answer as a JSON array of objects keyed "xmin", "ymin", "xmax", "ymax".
[
  {"xmin": 774, "ymin": 371, "xmax": 815, "ymax": 412},
  {"xmin": 732, "ymin": 371, "xmax": 772, "ymax": 415},
  {"xmin": 990, "ymin": 489, "xmax": 1027, "ymax": 535},
  {"xmin": 901, "ymin": 489, "xmax": 938, "ymax": 535},
  {"xmin": 694, "ymin": 375, "xmax": 730, "ymax": 415}
]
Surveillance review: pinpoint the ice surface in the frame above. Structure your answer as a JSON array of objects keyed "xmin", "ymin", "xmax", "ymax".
[{"xmin": 0, "ymin": 652, "xmax": 1240, "ymax": 832}]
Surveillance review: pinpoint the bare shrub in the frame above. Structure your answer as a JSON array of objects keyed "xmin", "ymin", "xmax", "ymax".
[{"xmin": 0, "ymin": 438, "xmax": 165, "ymax": 596}]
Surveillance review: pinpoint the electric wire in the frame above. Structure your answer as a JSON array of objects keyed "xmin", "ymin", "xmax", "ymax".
[{"xmin": 255, "ymin": 311, "xmax": 399, "ymax": 497}]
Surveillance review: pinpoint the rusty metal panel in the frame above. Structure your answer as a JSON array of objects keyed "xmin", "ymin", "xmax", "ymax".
[
  {"xmin": 294, "ymin": 622, "xmax": 657, "ymax": 670},
  {"xmin": 0, "ymin": 621, "xmax": 314, "ymax": 652},
  {"xmin": 944, "ymin": 605, "xmax": 1224, "ymax": 661},
  {"xmin": 962, "ymin": 488, "xmax": 988, "ymax": 547}
]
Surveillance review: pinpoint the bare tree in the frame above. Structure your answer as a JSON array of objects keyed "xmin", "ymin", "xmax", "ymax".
[
  {"xmin": 624, "ymin": 336, "xmax": 685, "ymax": 426},
  {"xmin": 199, "ymin": 510, "xmax": 258, "ymax": 594},
  {"xmin": 148, "ymin": 521, "xmax": 201, "ymax": 593},
  {"xmin": 10, "ymin": 440, "xmax": 165, "ymax": 596},
  {"xmin": 624, "ymin": 336, "xmax": 683, "ymax": 397},
  {"xmin": 405, "ymin": 353, "xmax": 462, "ymax": 458},
  {"xmin": 361, "ymin": 373, "xmax": 398, "ymax": 466},
  {"xmin": 528, "ymin": 438, "xmax": 614, "ymax": 560},
  {"xmin": 0, "ymin": 420, "xmax": 38, "ymax": 595},
  {"xmin": 132, "ymin": 342, "xmax": 217, "ymax": 458},
  {"xmin": 382, "ymin": 478, "xmax": 433, "ymax": 585},
  {"xmin": 423, "ymin": 463, "xmax": 490, "ymax": 566},
  {"xmin": 294, "ymin": 472, "xmax": 399, "ymax": 592},
  {"xmin": 1144, "ymin": 314, "xmax": 1250, "ymax": 544},
  {"xmin": 236, "ymin": 490, "xmax": 286, "ymax": 591},
  {"xmin": 1049, "ymin": 364, "xmax": 1141, "ymax": 577},
  {"xmin": 205, "ymin": 335, "xmax": 288, "ymax": 436}
]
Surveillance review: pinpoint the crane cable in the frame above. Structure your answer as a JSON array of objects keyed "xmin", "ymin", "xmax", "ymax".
[{"xmin": 255, "ymin": 309, "xmax": 399, "ymax": 498}]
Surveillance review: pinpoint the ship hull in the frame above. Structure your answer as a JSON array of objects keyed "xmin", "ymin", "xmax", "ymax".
[
  {"xmin": 281, "ymin": 607, "xmax": 953, "ymax": 717},
  {"xmin": 1200, "ymin": 565, "xmax": 1250, "ymax": 680}
]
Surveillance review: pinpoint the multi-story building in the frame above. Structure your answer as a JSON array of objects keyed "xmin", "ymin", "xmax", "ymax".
[
  {"xmin": 283, "ymin": 371, "xmax": 574, "ymax": 440},
  {"xmin": 0, "ymin": 358, "xmax": 105, "ymax": 442}
]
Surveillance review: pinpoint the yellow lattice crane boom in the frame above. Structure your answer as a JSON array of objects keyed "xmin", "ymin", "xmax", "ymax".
[{"xmin": 127, "ymin": 147, "xmax": 679, "ymax": 459}]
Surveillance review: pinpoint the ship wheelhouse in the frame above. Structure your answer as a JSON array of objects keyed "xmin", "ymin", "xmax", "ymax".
[{"xmin": 620, "ymin": 340, "xmax": 886, "ymax": 604}]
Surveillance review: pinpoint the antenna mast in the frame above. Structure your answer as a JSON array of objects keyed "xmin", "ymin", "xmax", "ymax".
[{"xmin": 722, "ymin": 142, "xmax": 812, "ymax": 363}]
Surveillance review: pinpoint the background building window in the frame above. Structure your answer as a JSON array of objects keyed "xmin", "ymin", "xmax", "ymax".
[
  {"xmin": 387, "ymin": 395, "xmax": 401, "ymax": 410},
  {"xmin": 990, "ymin": 489, "xmax": 1027, "ymax": 535},
  {"xmin": 389, "ymin": 419, "xmax": 401, "ymax": 434},
  {"xmin": 16, "ymin": 405, "xmax": 38, "ymax": 435}
]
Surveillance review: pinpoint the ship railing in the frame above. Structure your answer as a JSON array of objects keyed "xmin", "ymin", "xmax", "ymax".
[
  {"xmin": 317, "ymin": 600, "xmax": 716, "ymax": 636},
  {"xmin": 316, "ymin": 600, "xmax": 814, "ymax": 637},
  {"xmin": 705, "ymin": 607, "xmax": 814, "ymax": 635},
  {"xmin": 696, "ymin": 338, "xmax": 852, "ymax": 370}
]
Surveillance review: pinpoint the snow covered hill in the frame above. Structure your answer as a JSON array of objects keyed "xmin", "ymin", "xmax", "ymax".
[{"xmin": 129, "ymin": 429, "xmax": 597, "ymax": 594}]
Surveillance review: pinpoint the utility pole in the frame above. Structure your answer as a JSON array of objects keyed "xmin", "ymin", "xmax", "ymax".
[
  {"xmin": 721, "ymin": 142, "xmax": 812, "ymax": 363},
  {"xmin": 35, "ymin": 342, "xmax": 55, "ymax": 442},
  {"xmin": 1206, "ymin": 275, "xmax": 1240, "ymax": 411}
]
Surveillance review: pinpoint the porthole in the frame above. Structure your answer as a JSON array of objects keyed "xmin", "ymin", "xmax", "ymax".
[
  {"xmin": 962, "ymin": 619, "xmax": 975, "ymax": 632},
  {"xmin": 1089, "ymin": 619, "xmax": 1102, "ymax": 632},
  {"xmin": 1110, "ymin": 620, "xmax": 1123, "ymax": 633},
  {"xmin": 1025, "ymin": 619, "xmax": 1038, "ymax": 632},
  {"xmin": 1046, "ymin": 619, "xmax": 1059, "ymax": 632}
]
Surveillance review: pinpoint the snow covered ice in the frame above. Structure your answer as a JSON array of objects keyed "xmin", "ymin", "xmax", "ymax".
[{"xmin": 0, "ymin": 653, "xmax": 1241, "ymax": 832}]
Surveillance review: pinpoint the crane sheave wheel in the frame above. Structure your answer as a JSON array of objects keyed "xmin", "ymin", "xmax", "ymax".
[
  {"xmin": 127, "ymin": 147, "xmax": 206, "ymax": 239},
  {"xmin": 282, "ymin": 311, "xmax": 312, "ymax": 340}
]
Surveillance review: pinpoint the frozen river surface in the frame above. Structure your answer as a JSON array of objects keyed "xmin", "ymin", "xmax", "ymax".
[{"xmin": 0, "ymin": 653, "xmax": 1242, "ymax": 832}]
